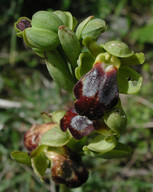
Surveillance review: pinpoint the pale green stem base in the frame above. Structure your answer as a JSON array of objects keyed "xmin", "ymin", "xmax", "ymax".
[{"xmin": 59, "ymin": 184, "xmax": 71, "ymax": 192}]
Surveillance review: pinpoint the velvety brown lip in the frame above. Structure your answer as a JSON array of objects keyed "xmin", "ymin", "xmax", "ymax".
[
  {"xmin": 60, "ymin": 106, "xmax": 95, "ymax": 139},
  {"xmin": 73, "ymin": 62, "xmax": 119, "ymax": 120}
]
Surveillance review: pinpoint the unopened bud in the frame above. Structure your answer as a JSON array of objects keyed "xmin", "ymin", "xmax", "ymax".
[{"xmin": 104, "ymin": 107, "xmax": 127, "ymax": 134}]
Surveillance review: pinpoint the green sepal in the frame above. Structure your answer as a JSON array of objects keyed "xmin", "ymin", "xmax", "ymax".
[
  {"xmin": 94, "ymin": 52, "xmax": 121, "ymax": 69},
  {"xmin": 84, "ymin": 143, "xmax": 132, "ymax": 159},
  {"xmin": 103, "ymin": 106, "xmax": 127, "ymax": 134},
  {"xmin": 23, "ymin": 28, "xmax": 59, "ymax": 51},
  {"xmin": 103, "ymin": 41, "xmax": 134, "ymax": 58},
  {"xmin": 31, "ymin": 11, "xmax": 63, "ymax": 33},
  {"xmin": 11, "ymin": 151, "xmax": 31, "ymax": 166},
  {"xmin": 31, "ymin": 152, "xmax": 49, "ymax": 180},
  {"xmin": 58, "ymin": 25, "xmax": 81, "ymax": 69},
  {"xmin": 82, "ymin": 37, "xmax": 105, "ymax": 57},
  {"xmin": 81, "ymin": 18, "xmax": 107, "ymax": 40},
  {"xmin": 45, "ymin": 50, "xmax": 76, "ymax": 92},
  {"xmin": 14, "ymin": 17, "xmax": 31, "ymax": 37},
  {"xmin": 117, "ymin": 66, "xmax": 143, "ymax": 94},
  {"xmin": 53, "ymin": 10, "xmax": 69, "ymax": 27},
  {"xmin": 52, "ymin": 110, "xmax": 66, "ymax": 124},
  {"xmin": 75, "ymin": 52, "xmax": 95, "ymax": 79},
  {"xmin": 120, "ymin": 53, "xmax": 145, "ymax": 66},
  {"xmin": 40, "ymin": 126, "xmax": 71, "ymax": 147},
  {"xmin": 83, "ymin": 135, "xmax": 117, "ymax": 153},
  {"xmin": 64, "ymin": 11, "xmax": 78, "ymax": 31},
  {"xmin": 76, "ymin": 16, "xmax": 94, "ymax": 41}
]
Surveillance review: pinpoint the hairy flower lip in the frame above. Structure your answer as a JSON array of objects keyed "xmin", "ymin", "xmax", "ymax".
[
  {"xmin": 73, "ymin": 62, "xmax": 119, "ymax": 120},
  {"xmin": 60, "ymin": 106, "xmax": 95, "ymax": 139}
]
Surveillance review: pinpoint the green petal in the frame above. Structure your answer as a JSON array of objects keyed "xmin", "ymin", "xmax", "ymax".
[
  {"xmin": 11, "ymin": 151, "xmax": 31, "ymax": 166},
  {"xmin": 117, "ymin": 66, "xmax": 143, "ymax": 94},
  {"xmin": 82, "ymin": 37, "xmax": 105, "ymax": 57},
  {"xmin": 40, "ymin": 126, "xmax": 71, "ymax": 147},
  {"xmin": 120, "ymin": 53, "xmax": 145, "ymax": 66},
  {"xmin": 75, "ymin": 52, "xmax": 94, "ymax": 79},
  {"xmin": 31, "ymin": 152, "xmax": 49, "ymax": 180},
  {"xmin": 83, "ymin": 135, "xmax": 117, "ymax": 153}
]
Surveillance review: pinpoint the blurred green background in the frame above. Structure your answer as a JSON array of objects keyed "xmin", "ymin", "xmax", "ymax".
[{"xmin": 0, "ymin": 0, "xmax": 153, "ymax": 191}]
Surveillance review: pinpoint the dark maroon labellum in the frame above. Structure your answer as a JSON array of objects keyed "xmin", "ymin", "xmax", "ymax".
[
  {"xmin": 50, "ymin": 147, "xmax": 89, "ymax": 188},
  {"xmin": 73, "ymin": 63, "xmax": 119, "ymax": 120},
  {"xmin": 16, "ymin": 18, "xmax": 31, "ymax": 31},
  {"xmin": 60, "ymin": 107, "xmax": 95, "ymax": 139}
]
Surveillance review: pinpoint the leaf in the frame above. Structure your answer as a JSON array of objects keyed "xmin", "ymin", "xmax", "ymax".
[
  {"xmin": 31, "ymin": 152, "xmax": 49, "ymax": 180},
  {"xmin": 120, "ymin": 53, "xmax": 145, "ymax": 66},
  {"xmin": 40, "ymin": 126, "xmax": 71, "ymax": 147},
  {"xmin": 117, "ymin": 66, "xmax": 143, "ymax": 94},
  {"xmin": 11, "ymin": 151, "xmax": 31, "ymax": 166},
  {"xmin": 83, "ymin": 135, "xmax": 117, "ymax": 153}
]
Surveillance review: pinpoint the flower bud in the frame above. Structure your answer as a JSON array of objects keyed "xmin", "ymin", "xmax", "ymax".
[
  {"xmin": 45, "ymin": 147, "xmax": 89, "ymax": 188},
  {"xmin": 31, "ymin": 11, "xmax": 63, "ymax": 33},
  {"xmin": 103, "ymin": 107, "xmax": 127, "ymax": 134},
  {"xmin": 14, "ymin": 17, "xmax": 31, "ymax": 37},
  {"xmin": 81, "ymin": 18, "xmax": 107, "ymax": 40},
  {"xmin": 24, "ymin": 122, "xmax": 57, "ymax": 152},
  {"xmin": 15, "ymin": 11, "xmax": 63, "ymax": 51},
  {"xmin": 23, "ymin": 27, "xmax": 59, "ymax": 51}
]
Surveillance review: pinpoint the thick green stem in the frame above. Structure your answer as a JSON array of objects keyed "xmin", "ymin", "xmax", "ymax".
[{"xmin": 59, "ymin": 184, "xmax": 71, "ymax": 192}]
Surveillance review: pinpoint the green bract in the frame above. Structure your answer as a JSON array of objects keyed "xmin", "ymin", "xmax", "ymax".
[
  {"xmin": 45, "ymin": 50, "xmax": 76, "ymax": 92},
  {"xmin": 58, "ymin": 25, "xmax": 81, "ymax": 69},
  {"xmin": 103, "ymin": 40, "xmax": 134, "ymax": 58}
]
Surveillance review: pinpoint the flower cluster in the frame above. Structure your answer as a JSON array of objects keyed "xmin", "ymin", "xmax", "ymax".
[{"xmin": 11, "ymin": 10, "xmax": 145, "ymax": 188}]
